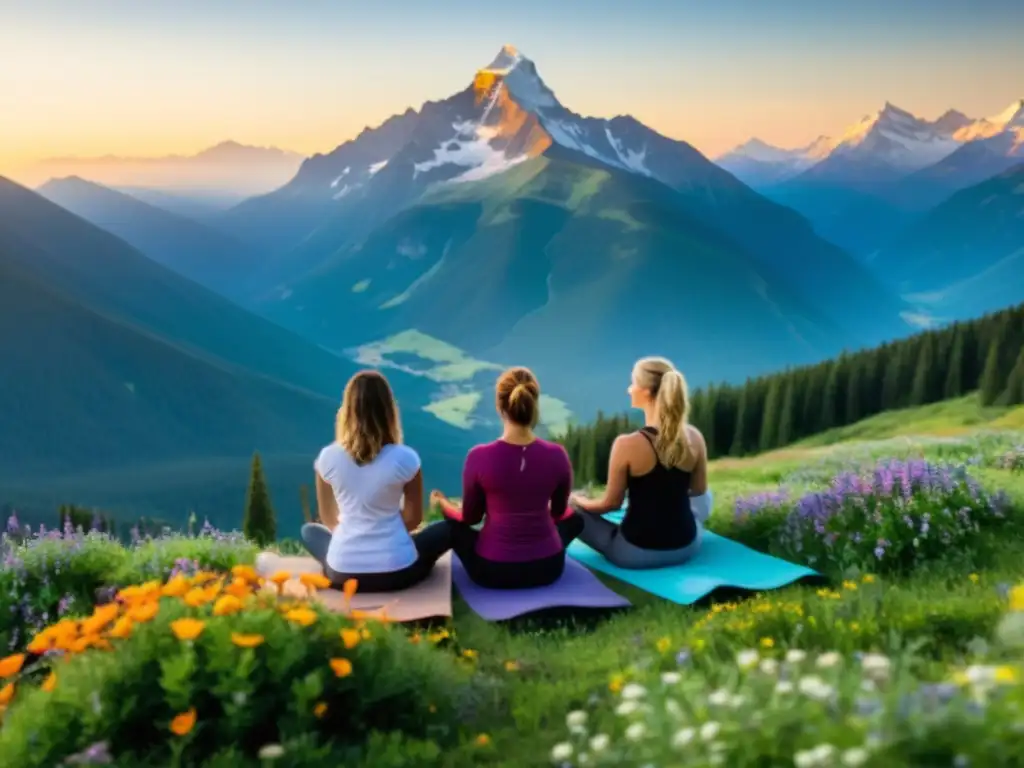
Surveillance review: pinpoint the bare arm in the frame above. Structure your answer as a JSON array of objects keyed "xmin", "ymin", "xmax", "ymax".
[
  {"xmin": 688, "ymin": 427, "xmax": 708, "ymax": 496},
  {"xmin": 459, "ymin": 451, "xmax": 486, "ymax": 526},
  {"xmin": 400, "ymin": 469, "xmax": 425, "ymax": 531},
  {"xmin": 571, "ymin": 436, "xmax": 630, "ymax": 514},
  {"xmin": 549, "ymin": 447, "xmax": 574, "ymax": 520},
  {"xmin": 315, "ymin": 472, "xmax": 340, "ymax": 530}
]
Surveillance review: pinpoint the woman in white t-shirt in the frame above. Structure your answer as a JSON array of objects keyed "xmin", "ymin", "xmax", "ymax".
[{"xmin": 301, "ymin": 370, "xmax": 450, "ymax": 592}]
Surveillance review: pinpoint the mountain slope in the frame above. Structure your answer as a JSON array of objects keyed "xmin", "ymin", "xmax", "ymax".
[
  {"xmin": 0, "ymin": 177, "xmax": 477, "ymax": 494},
  {"xmin": 871, "ymin": 162, "xmax": 1024, "ymax": 319},
  {"xmin": 243, "ymin": 46, "xmax": 906, "ymax": 351},
  {"xmin": 260, "ymin": 152, "xmax": 863, "ymax": 416},
  {"xmin": 715, "ymin": 136, "xmax": 832, "ymax": 188},
  {"xmin": 37, "ymin": 176, "xmax": 264, "ymax": 300}
]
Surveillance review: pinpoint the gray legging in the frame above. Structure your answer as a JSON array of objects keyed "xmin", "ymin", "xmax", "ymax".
[{"xmin": 578, "ymin": 491, "xmax": 712, "ymax": 570}]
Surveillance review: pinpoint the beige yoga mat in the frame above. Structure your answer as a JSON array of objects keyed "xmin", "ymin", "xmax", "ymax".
[{"xmin": 254, "ymin": 552, "xmax": 453, "ymax": 621}]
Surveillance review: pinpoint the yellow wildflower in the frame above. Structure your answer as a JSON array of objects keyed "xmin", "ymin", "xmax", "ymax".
[
  {"xmin": 475, "ymin": 734, "xmax": 491, "ymax": 747},
  {"xmin": 231, "ymin": 564, "xmax": 259, "ymax": 583},
  {"xmin": 760, "ymin": 637, "xmax": 775, "ymax": 648},
  {"xmin": 41, "ymin": 671, "xmax": 57, "ymax": 692},
  {"xmin": 340, "ymin": 629, "xmax": 361, "ymax": 649},
  {"xmin": 330, "ymin": 658, "xmax": 353, "ymax": 678},
  {"xmin": 342, "ymin": 579, "xmax": 359, "ymax": 602},
  {"xmin": 128, "ymin": 602, "xmax": 159, "ymax": 623},
  {"xmin": 994, "ymin": 666, "xmax": 1018, "ymax": 684},
  {"xmin": 609, "ymin": 674, "xmax": 624, "ymax": 693},
  {"xmin": 655, "ymin": 636, "xmax": 671, "ymax": 654},
  {"xmin": 504, "ymin": 660, "xmax": 520, "ymax": 672},
  {"xmin": 212, "ymin": 595, "xmax": 243, "ymax": 617},
  {"xmin": 842, "ymin": 580, "xmax": 858, "ymax": 591},
  {"xmin": 1008, "ymin": 585, "xmax": 1024, "ymax": 612},
  {"xmin": 0, "ymin": 654, "xmax": 26, "ymax": 679},
  {"xmin": 162, "ymin": 575, "xmax": 191, "ymax": 598},
  {"xmin": 170, "ymin": 708, "xmax": 197, "ymax": 736},
  {"xmin": 223, "ymin": 579, "xmax": 251, "ymax": 600},
  {"xmin": 109, "ymin": 616, "xmax": 134, "ymax": 640},
  {"xmin": 183, "ymin": 588, "xmax": 213, "ymax": 608},
  {"xmin": 231, "ymin": 633, "xmax": 265, "ymax": 649},
  {"xmin": 170, "ymin": 618, "xmax": 206, "ymax": 642},
  {"xmin": 313, "ymin": 702, "xmax": 328, "ymax": 718},
  {"xmin": 80, "ymin": 603, "xmax": 120, "ymax": 635},
  {"xmin": 268, "ymin": 571, "xmax": 292, "ymax": 586},
  {"xmin": 969, "ymin": 573, "xmax": 979, "ymax": 584},
  {"xmin": 299, "ymin": 572, "xmax": 332, "ymax": 591},
  {"xmin": 862, "ymin": 574, "xmax": 876, "ymax": 584},
  {"xmin": 285, "ymin": 607, "xmax": 318, "ymax": 627},
  {"xmin": 462, "ymin": 649, "xmax": 478, "ymax": 660}
]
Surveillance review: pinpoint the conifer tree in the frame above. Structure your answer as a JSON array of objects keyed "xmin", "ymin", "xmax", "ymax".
[
  {"xmin": 759, "ymin": 378, "xmax": 783, "ymax": 452},
  {"xmin": 910, "ymin": 334, "xmax": 936, "ymax": 406},
  {"xmin": 944, "ymin": 326, "xmax": 965, "ymax": 399},
  {"xmin": 979, "ymin": 322, "xmax": 1009, "ymax": 406},
  {"xmin": 730, "ymin": 383, "xmax": 752, "ymax": 456},
  {"xmin": 1000, "ymin": 346, "xmax": 1024, "ymax": 405},
  {"xmin": 243, "ymin": 451, "xmax": 277, "ymax": 546},
  {"xmin": 821, "ymin": 363, "xmax": 840, "ymax": 431},
  {"xmin": 845, "ymin": 361, "xmax": 863, "ymax": 424},
  {"xmin": 776, "ymin": 378, "xmax": 796, "ymax": 447}
]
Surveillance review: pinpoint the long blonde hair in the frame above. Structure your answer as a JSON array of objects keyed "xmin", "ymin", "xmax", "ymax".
[
  {"xmin": 634, "ymin": 357, "xmax": 692, "ymax": 470},
  {"xmin": 335, "ymin": 370, "xmax": 403, "ymax": 465}
]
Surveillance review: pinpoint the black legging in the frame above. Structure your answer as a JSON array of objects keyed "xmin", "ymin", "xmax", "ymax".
[
  {"xmin": 301, "ymin": 521, "xmax": 451, "ymax": 593},
  {"xmin": 443, "ymin": 513, "xmax": 585, "ymax": 590}
]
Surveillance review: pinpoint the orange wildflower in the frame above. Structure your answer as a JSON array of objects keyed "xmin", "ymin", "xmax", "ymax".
[
  {"xmin": 0, "ymin": 654, "xmax": 26, "ymax": 679},
  {"xmin": 223, "ymin": 578, "xmax": 251, "ymax": 600},
  {"xmin": 192, "ymin": 570, "xmax": 219, "ymax": 584},
  {"xmin": 25, "ymin": 634, "xmax": 52, "ymax": 655},
  {"xmin": 80, "ymin": 603, "xmax": 120, "ymax": 635},
  {"xmin": 41, "ymin": 671, "xmax": 57, "ymax": 693},
  {"xmin": 170, "ymin": 708, "xmax": 197, "ymax": 736},
  {"xmin": 475, "ymin": 734, "xmax": 491, "ymax": 747},
  {"xmin": 212, "ymin": 595, "xmax": 243, "ymax": 617},
  {"xmin": 170, "ymin": 618, "xmax": 206, "ymax": 642},
  {"xmin": 299, "ymin": 572, "xmax": 331, "ymax": 591},
  {"xmin": 0, "ymin": 682, "xmax": 14, "ymax": 706},
  {"xmin": 342, "ymin": 579, "xmax": 358, "ymax": 603},
  {"xmin": 162, "ymin": 575, "xmax": 191, "ymax": 598},
  {"xmin": 284, "ymin": 607, "xmax": 318, "ymax": 627},
  {"xmin": 329, "ymin": 658, "xmax": 353, "ymax": 678},
  {"xmin": 231, "ymin": 564, "xmax": 259, "ymax": 583},
  {"xmin": 128, "ymin": 602, "xmax": 159, "ymax": 623},
  {"xmin": 340, "ymin": 629, "xmax": 360, "ymax": 649},
  {"xmin": 268, "ymin": 571, "xmax": 292, "ymax": 586},
  {"xmin": 313, "ymin": 701, "xmax": 328, "ymax": 718},
  {"xmin": 109, "ymin": 616, "xmax": 134, "ymax": 640},
  {"xmin": 231, "ymin": 633, "xmax": 265, "ymax": 649}
]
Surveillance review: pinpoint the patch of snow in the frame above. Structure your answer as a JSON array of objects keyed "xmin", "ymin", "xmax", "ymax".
[
  {"xmin": 397, "ymin": 240, "xmax": 427, "ymax": 258},
  {"xmin": 604, "ymin": 127, "xmax": 651, "ymax": 176},
  {"xmin": 479, "ymin": 45, "xmax": 558, "ymax": 111},
  {"xmin": 413, "ymin": 122, "xmax": 528, "ymax": 183},
  {"xmin": 369, "ymin": 160, "xmax": 388, "ymax": 175},
  {"xmin": 332, "ymin": 185, "xmax": 352, "ymax": 200},
  {"xmin": 329, "ymin": 167, "xmax": 351, "ymax": 188}
]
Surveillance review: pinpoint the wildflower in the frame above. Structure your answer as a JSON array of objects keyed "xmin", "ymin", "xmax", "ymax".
[
  {"xmin": 589, "ymin": 733, "xmax": 610, "ymax": 752},
  {"xmin": 566, "ymin": 710, "xmax": 588, "ymax": 730},
  {"xmin": 162, "ymin": 575, "xmax": 191, "ymax": 598},
  {"xmin": 313, "ymin": 701, "xmax": 328, "ymax": 718},
  {"xmin": 299, "ymin": 572, "xmax": 331, "ymax": 591},
  {"xmin": 624, "ymin": 722, "xmax": 646, "ymax": 741},
  {"xmin": 672, "ymin": 727, "xmax": 695, "ymax": 748},
  {"xmin": 656, "ymin": 636, "xmax": 671, "ymax": 653},
  {"xmin": 615, "ymin": 700, "xmax": 640, "ymax": 716},
  {"xmin": 759, "ymin": 636, "xmax": 774, "ymax": 648},
  {"xmin": 231, "ymin": 564, "xmax": 259, "ymax": 582},
  {"xmin": 224, "ymin": 578, "xmax": 251, "ymax": 599},
  {"xmin": 708, "ymin": 689, "xmax": 730, "ymax": 706},
  {"xmin": 0, "ymin": 682, "xmax": 14, "ymax": 706},
  {"xmin": 231, "ymin": 633, "xmax": 265, "ymax": 649},
  {"xmin": 759, "ymin": 658, "xmax": 779, "ymax": 675},
  {"xmin": 41, "ymin": 671, "xmax": 57, "ymax": 692},
  {"xmin": 212, "ymin": 595, "xmax": 243, "ymax": 617},
  {"xmin": 81, "ymin": 603, "xmax": 120, "ymax": 635},
  {"xmin": 475, "ymin": 734, "xmax": 491, "ymax": 747},
  {"xmin": 969, "ymin": 573, "xmax": 979, "ymax": 583},
  {"xmin": 798, "ymin": 675, "xmax": 834, "ymax": 701},
  {"xmin": 699, "ymin": 721, "xmax": 720, "ymax": 741},
  {"xmin": 109, "ymin": 616, "xmax": 134, "ymax": 640},
  {"xmin": 340, "ymin": 629, "xmax": 360, "ymax": 649},
  {"xmin": 342, "ymin": 578, "xmax": 359, "ymax": 603},
  {"xmin": 330, "ymin": 658, "xmax": 353, "ymax": 678},
  {"xmin": 0, "ymin": 654, "xmax": 26, "ymax": 678},
  {"xmin": 285, "ymin": 607, "xmax": 318, "ymax": 627},
  {"xmin": 550, "ymin": 741, "xmax": 572, "ymax": 760},
  {"xmin": 661, "ymin": 671, "xmax": 682, "ymax": 685},
  {"xmin": 860, "ymin": 653, "xmax": 891, "ymax": 681},
  {"xmin": 462, "ymin": 649, "xmax": 478, "ymax": 660},
  {"xmin": 815, "ymin": 651, "xmax": 841, "ymax": 668},
  {"xmin": 620, "ymin": 682, "xmax": 646, "ymax": 700},
  {"xmin": 608, "ymin": 674, "xmax": 624, "ymax": 693},
  {"xmin": 994, "ymin": 665, "xmax": 1018, "ymax": 684},
  {"xmin": 258, "ymin": 744, "xmax": 285, "ymax": 760},
  {"xmin": 862, "ymin": 574, "xmax": 875, "ymax": 584},
  {"xmin": 170, "ymin": 618, "xmax": 206, "ymax": 642},
  {"xmin": 170, "ymin": 708, "xmax": 197, "ymax": 736},
  {"xmin": 504, "ymin": 660, "xmax": 520, "ymax": 672},
  {"xmin": 842, "ymin": 747, "xmax": 870, "ymax": 766},
  {"xmin": 183, "ymin": 587, "xmax": 213, "ymax": 608},
  {"xmin": 775, "ymin": 680, "xmax": 795, "ymax": 694},
  {"xmin": 736, "ymin": 649, "xmax": 759, "ymax": 669},
  {"xmin": 785, "ymin": 649, "xmax": 807, "ymax": 664},
  {"xmin": 1009, "ymin": 585, "xmax": 1024, "ymax": 612},
  {"xmin": 842, "ymin": 580, "xmax": 858, "ymax": 591},
  {"xmin": 128, "ymin": 603, "xmax": 159, "ymax": 623}
]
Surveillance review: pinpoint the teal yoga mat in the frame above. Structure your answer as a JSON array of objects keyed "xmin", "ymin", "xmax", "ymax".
[{"xmin": 567, "ymin": 511, "xmax": 820, "ymax": 605}]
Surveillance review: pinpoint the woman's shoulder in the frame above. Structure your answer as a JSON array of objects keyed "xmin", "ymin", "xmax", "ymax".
[{"xmin": 383, "ymin": 443, "xmax": 421, "ymax": 467}]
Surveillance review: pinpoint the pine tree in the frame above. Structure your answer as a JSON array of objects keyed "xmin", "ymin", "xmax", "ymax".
[
  {"xmin": 777, "ymin": 377, "xmax": 796, "ymax": 447},
  {"xmin": 845, "ymin": 361, "xmax": 863, "ymax": 424},
  {"xmin": 759, "ymin": 378, "xmax": 783, "ymax": 452},
  {"xmin": 910, "ymin": 334, "xmax": 935, "ymax": 406},
  {"xmin": 821, "ymin": 363, "xmax": 840, "ymax": 430},
  {"xmin": 243, "ymin": 451, "xmax": 277, "ymax": 546},
  {"xmin": 944, "ymin": 326, "xmax": 965, "ymax": 399},
  {"xmin": 578, "ymin": 432, "xmax": 598, "ymax": 488},
  {"xmin": 979, "ymin": 322, "xmax": 1009, "ymax": 406},
  {"xmin": 1000, "ymin": 346, "xmax": 1024, "ymax": 405}
]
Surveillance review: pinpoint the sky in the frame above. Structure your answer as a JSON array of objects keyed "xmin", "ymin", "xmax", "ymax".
[{"xmin": 1, "ymin": 0, "xmax": 1022, "ymax": 176}]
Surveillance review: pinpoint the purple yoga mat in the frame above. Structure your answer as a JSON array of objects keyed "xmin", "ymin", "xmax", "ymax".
[{"xmin": 452, "ymin": 555, "xmax": 631, "ymax": 621}]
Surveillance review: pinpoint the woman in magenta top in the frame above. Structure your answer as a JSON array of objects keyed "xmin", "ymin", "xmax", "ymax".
[{"xmin": 430, "ymin": 367, "xmax": 584, "ymax": 589}]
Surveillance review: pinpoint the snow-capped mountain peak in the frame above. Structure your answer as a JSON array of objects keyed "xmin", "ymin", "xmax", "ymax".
[
  {"xmin": 953, "ymin": 99, "xmax": 1024, "ymax": 141},
  {"xmin": 825, "ymin": 101, "xmax": 961, "ymax": 170}
]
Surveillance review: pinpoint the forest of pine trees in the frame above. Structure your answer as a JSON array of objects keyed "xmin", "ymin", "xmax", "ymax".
[{"xmin": 559, "ymin": 302, "xmax": 1024, "ymax": 487}]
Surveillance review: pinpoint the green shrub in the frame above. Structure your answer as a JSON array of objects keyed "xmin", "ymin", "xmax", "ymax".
[{"xmin": 0, "ymin": 573, "xmax": 467, "ymax": 766}]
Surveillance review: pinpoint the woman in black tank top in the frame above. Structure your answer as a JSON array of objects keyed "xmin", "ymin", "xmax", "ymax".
[{"xmin": 569, "ymin": 358, "xmax": 709, "ymax": 570}]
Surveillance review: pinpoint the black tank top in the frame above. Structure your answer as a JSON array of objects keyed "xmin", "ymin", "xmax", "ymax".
[{"xmin": 618, "ymin": 427, "xmax": 698, "ymax": 550}]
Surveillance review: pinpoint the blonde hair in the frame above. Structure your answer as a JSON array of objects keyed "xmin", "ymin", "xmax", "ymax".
[
  {"xmin": 335, "ymin": 370, "xmax": 403, "ymax": 465},
  {"xmin": 634, "ymin": 356, "xmax": 692, "ymax": 470}
]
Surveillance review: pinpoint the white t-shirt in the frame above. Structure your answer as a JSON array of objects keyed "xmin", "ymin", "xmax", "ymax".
[{"xmin": 314, "ymin": 442, "xmax": 421, "ymax": 574}]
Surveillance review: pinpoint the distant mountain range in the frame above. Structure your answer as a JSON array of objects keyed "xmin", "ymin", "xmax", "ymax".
[
  {"xmin": 22, "ymin": 141, "xmax": 304, "ymax": 201},
  {"xmin": 718, "ymin": 99, "xmax": 1024, "ymax": 257},
  {"xmin": 0, "ymin": 176, "xmax": 478, "ymax": 523}
]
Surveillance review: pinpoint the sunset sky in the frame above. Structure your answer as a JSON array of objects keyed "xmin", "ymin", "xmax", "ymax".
[{"xmin": 1, "ymin": 0, "xmax": 1022, "ymax": 177}]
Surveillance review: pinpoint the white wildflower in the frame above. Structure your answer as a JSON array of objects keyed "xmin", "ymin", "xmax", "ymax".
[
  {"xmin": 664, "ymin": 698, "xmax": 683, "ymax": 718},
  {"xmin": 759, "ymin": 658, "xmax": 779, "ymax": 675},
  {"xmin": 842, "ymin": 747, "xmax": 870, "ymax": 766},
  {"xmin": 551, "ymin": 742, "xmax": 573, "ymax": 762},
  {"xmin": 671, "ymin": 727, "xmax": 695, "ymax": 748},
  {"xmin": 621, "ymin": 682, "xmax": 647, "ymax": 700},
  {"xmin": 589, "ymin": 734, "xmax": 610, "ymax": 753},
  {"xmin": 794, "ymin": 750, "xmax": 816, "ymax": 768},
  {"xmin": 860, "ymin": 653, "xmax": 891, "ymax": 681},
  {"xmin": 736, "ymin": 649, "xmax": 760, "ymax": 669},
  {"xmin": 775, "ymin": 680, "xmax": 795, "ymax": 694},
  {"xmin": 797, "ymin": 675, "xmax": 834, "ymax": 701},
  {"xmin": 578, "ymin": 754, "xmax": 590, "ymax": 765},
  {"xmin": 729, "ymin": 694, "xmax": 746, "ymax": 708},
  {"xmin": 699, "ymin": 721, "xmax": 721, "ymax": 741},
  {"xmin": 615, "ymin": 700, "xmax": 640, "ymax": 716},
  {"xmin": 258, "ymin": 744, "xmax": 285, "ymax": 760},
  {"xmin": 815, "ymin": 651, "xmax": 841, "ymax": 669},
  {"xmin": 566, "ymin": 710, "xmax": 588, "ymax": 729},
  {"xmin": 810, "ymin": 744, "xmax": 836, "ymax": 762},
  {"xmin": 785, "ymin": 649, "xmax": 807, "ymax": 664},
  {"xmin": 625, "ymin": 722, "xmax": 646, "ymax": 741},
  {"xmin": 708, "ymin": 688, "xmax": 730, "ymax": 706},
  {"xmin": 661, "ymin": 671, "xmax": 682, "ymax": 685}
]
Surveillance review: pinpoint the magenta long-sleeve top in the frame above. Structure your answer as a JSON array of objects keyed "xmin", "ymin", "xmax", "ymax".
[{"xmin": 445, "ymin": 438, "xmax": 573, "ymax": 562}]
